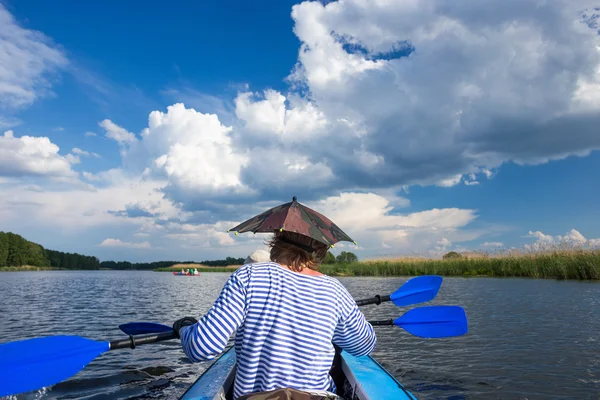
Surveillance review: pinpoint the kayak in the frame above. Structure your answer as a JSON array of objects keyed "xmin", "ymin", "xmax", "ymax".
[
  {"xmin": 178, "ymin": 346, "xmax": 417, "ymax": 400},
  {"xmin": 172, "ymin": 272, "xmax": 200, "ymax": 276}
]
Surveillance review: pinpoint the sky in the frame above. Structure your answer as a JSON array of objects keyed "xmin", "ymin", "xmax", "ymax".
[{"xmin": 1, "ymin": 0, "xmax": 600, "ymax": 262}]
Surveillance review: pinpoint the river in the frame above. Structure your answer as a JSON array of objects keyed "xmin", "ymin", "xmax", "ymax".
[{"xmin": 0, "ymin": 271, "xmax": 598, "ymax": 399}]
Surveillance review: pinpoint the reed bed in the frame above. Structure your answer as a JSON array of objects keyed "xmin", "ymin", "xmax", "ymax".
[{"xmin": 320, "ymin": 249, "xmax": 600, "ymax": 280}]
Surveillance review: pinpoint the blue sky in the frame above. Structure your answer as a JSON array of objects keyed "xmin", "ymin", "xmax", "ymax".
[{"xmin": 1, "ymin": 0, "xmax": 600, "ymax": 262}]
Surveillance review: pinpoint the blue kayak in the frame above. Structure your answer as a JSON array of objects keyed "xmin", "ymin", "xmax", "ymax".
[{"xmin": 179, "ymin": 346, "xmax": 417, "ymax": 400}]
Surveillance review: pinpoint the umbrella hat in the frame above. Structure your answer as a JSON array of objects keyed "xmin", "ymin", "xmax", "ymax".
[{"xmin": 228, "ymin": 197, "xmax": 356, "ymax": 248}]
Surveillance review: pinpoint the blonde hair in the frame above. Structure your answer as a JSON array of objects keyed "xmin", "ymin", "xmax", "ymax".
[{"xmin": 267, "ymin": 231, "xmax": 328, "ymax": 272}]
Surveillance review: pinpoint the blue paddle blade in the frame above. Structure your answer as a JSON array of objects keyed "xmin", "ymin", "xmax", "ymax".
[
  {"xmin": 395, "ymin": 306, "xmax": 468, "ymax": 338},
  {"xmin": 0, "ymin": 336, "xmax": 109, "ymax": 397},
  {"xmin": 390, "ymin": 275, "xmax": 443, "ymax": 307},
  {"xmin": 118, "ymin": 322, "xmax": 173, "ymax": 336}
]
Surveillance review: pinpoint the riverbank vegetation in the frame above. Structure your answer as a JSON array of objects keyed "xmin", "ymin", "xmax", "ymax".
[
  {"xmin": 0, "ymin": 232, "xmax": 245, "ymax": 271},
  {"xmin": 319, "ymin": 249, "xmax": 600, "ymax": 280},
  {"xmin": 3, "ymin": 231, "xmax": 598, "ymax": 280},
  {"xmin": 0, "ymin": 232, "xmax": 100, "ymax": 270},
  {"xmin": 154, "ymin": 249, "xmax": 599, "ymax": 281}
]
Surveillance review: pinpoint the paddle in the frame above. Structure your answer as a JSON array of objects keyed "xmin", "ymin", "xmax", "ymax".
[
  {"xmin": 355, "ymin": 275, "xmax": 443, "ymax": 307},
  {"xmin": 0, "ymin": 331, "xmax": 176, "ymax": 397},
  {"xmin": 369, "ymin": 305, "xmax": 468, "ymax": 338},
  {"xmin": 0, "ymin": 305, "xmax": 467, "ymax": 397},
  {"xmin": 118, "ymin": 275, "xmax": 444, "ymax": 336},
  {"xmin": 118, "ymin": 322, "xmax": 173, "ymax": 335}
]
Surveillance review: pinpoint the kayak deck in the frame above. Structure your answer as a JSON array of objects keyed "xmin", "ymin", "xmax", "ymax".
[{"xmin": 179, "ymin": 347, "xmax": 416, "ymax": 400}]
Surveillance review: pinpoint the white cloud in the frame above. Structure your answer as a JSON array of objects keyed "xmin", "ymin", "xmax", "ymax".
[
  {"xmin": 235, "ymin": 90, "xmax": 327, "ymax": 140},
  {"xmin": 0, "ymin": 4, "xmax": 68, "ymax": 109},
  {"xmin": 72, "ymin": 147, "xmax": 100, "ymax": 158},
  {"xmin": 99, "ymin": 119, "xmax": 136, "ymax": 144},
  {"xmin": 120, "ymin": 103, "xmax": 250, "ymax": 206},
  {"xmin": 436, "ymin": 175, "xmax": 463, "ymax": 188},
  {"xmin": 482, "ymin": 242, "xmax": 504, "ymax": 248},
  {"xmin": 0, "ymin": 116, "xmax": 21, "ymax": 129},
  {"xmin": 276, "ymin": 0, "xmax": 600, "ymax": 189},
  {"xmin": 65, "ymin": 153, "xmax": 80, "ymax": 165},
  {"xmin": 99, "ymin": 238, "xmax": 151, "ymax": 249},
  {"xmin": 84, "ymin": 131, "xmax": 97, "ymax": 137},
  {"xmin": 53, "ymin": 127, "xmax": 64, "ymax": 132},
  {"xmin": 305, "ymin": 192, "xmax": 479, "ymax": 255},
  {"xmin": 435, "ymin": 238, "xmax": 452, "ymax": 252},
  {"xmin": 0, "ymin": 130, "xmax": 78, "ymax": 179},
  {"xmin": 525, "ymin": 229, "xmax": 600, "ymax": 250}
]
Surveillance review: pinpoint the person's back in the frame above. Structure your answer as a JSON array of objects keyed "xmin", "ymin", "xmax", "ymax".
[{"xmin": 175, "ymin": 232, "xmax": 376, "ymax": 399}]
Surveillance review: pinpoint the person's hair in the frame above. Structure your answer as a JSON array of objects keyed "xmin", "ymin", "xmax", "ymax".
[{"xmin": 267, "ymin": 231, "xmax": 328, "ymax": 272}]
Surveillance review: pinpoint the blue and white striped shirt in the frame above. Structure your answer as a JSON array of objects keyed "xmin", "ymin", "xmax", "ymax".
[{"xmin": 179, "ymin": 262, "xmax": 377, "ymax": 399}]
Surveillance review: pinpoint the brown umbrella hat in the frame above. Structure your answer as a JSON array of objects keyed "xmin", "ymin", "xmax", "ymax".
[{"xmin": 227, "ymin": 196, "xmax": 357, "ymax": 248}]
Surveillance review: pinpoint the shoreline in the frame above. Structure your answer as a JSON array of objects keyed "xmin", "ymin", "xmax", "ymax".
[{"xmin": 4, "ymin": 250, "xmax": 598, "ymax": 280}]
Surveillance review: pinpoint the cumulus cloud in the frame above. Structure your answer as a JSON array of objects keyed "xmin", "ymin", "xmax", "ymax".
[
  {"xmin": 303, "ymin": 192, "xmax": 479, "ymax": 255},
  {"xmin": 99, "ymin": 238, "xmax": 151, "ymax": 249},
  {"xmin": 525, "ymin": 229, "xmax": 600, "ymax": 250},
  {"xmin": 277, "ymin": 0, "xmax": 600, "ymax": 188},
  {"xmin": 84, "ymin": 131, "xmax": 97, "ymax": 137},
  {"xmin": 0, "ymin": 130, "xmax": 78, "ymax": 179},
  {"xmin": 0, "ymin": 4, "xmax": 68, "ymax": 109},
  {"xmin": 99, "ymin": 103, "xmax": 252, "ymax": 212},
  {"xmin": 99, "ymin": 119, "xmax": 136, "ymax": 144}
]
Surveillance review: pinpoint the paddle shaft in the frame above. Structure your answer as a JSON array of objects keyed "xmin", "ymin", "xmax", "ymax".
[
  {"xmin": 355, "ymin": 295, "xmax": 391, "ymax": 306},
  {"xmin": 109, "ymin": 331, "xmax": 177, "ymax": 350},
  {"xmin": 369, "ymin": 319, "xmax": 394, "ymax": 326}
]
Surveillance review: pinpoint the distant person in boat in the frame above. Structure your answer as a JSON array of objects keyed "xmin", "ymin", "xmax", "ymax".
[{"xmin": 173, "ymin": 230, "xmax": 376, "ymax": 400}]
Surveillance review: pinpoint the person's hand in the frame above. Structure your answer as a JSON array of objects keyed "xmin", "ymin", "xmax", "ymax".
[{"xmin": 172, "ymin": 316, "xmax": 198, "ymax": 338}]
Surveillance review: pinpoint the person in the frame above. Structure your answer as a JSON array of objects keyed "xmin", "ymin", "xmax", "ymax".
[{"xmin": 173, "ymin": 231, "xmax": 376, "ymax": 400}]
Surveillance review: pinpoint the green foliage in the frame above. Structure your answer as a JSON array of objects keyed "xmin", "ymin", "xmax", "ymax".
[
  {"xmin": 0, "ymin": 232, "xmax": 9, "ymax": 266},
  {"xmin": 323, "ymin": 251, "xmax": 336, "ymax": 264},
  {"xmin": 98, "ymin": 257, "xmax": 245, "ymax": 270},
  {"xmin": 46, "ymin": 249, "xmax": 99, "ymax": 270},
  {"xmin": 0, "ymin": 231, "xmax": 97, "ymax": 269},
  {"xmin": 318, "ymin": 250, "xmax": 600, "ymax": 280},
  {"xmin": 201, "ymin": 257, "xmax": 245, "ymax": 267},
  {"xmin": 0, "ymin": 232, "xmax": 50, "ymax": 267},
  {"xmin": 335, "ymin": 251, "xmax": 358, "ymax": 263},
  {"xmin": 443, "ymin": 251, "xmax": 463, "ymax": 260}
]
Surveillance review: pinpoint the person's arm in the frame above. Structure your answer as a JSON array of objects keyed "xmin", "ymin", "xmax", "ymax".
[
  {"xmin": 178, "ymin": 268, "xmax": 248, "ymax": 362},
  {"xmin": 332, "ymin": 287, "xmax": 377, "ymax": 357}
]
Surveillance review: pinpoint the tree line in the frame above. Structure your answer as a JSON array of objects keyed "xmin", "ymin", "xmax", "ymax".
[
  {"xmin": 0, "ymin": 231, "xmax": 357, "ymax": 270},
  {"xmin": 0, "ymin": 232, "xmax": 100, "ymax": 269},
  {"xmin": 0, "ymin": 231, "xmax": 246, "ymax": 270}
]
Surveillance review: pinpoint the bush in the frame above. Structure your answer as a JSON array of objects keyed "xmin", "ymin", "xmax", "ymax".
[
  {"xmin": 336, "ymin": 251, "xmax": 358, "ymax": 263},
  {"xmin": 443, "ymin": 251, "xmax": 463, "ymax": 260},
  {"xmin": 323, "ymin": 251, "xmax": 336, "ymax": 264}
]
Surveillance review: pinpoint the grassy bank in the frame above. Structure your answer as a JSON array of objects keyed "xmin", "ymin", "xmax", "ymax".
[
  {"xmin": 320, "ymin": 249, "xmax": 600, "ymax": 280},
  {"xmin": 152, "ymin": 250, "xmax": 599, "ymax": 280}
]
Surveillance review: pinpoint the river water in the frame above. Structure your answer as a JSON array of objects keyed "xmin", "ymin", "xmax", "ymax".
[{"xmin": 0, "ymin": 271, "xmax": 598, "ymax": 399}]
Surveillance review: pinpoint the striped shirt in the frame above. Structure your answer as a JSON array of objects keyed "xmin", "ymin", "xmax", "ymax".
[{"xmin": 179, "ymin": 262, "xmax": 377, "ymax": 399}]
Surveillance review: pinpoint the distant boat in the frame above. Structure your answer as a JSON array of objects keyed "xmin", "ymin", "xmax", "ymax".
[{"xmin": 172, "ymin": 271, "xmax": 200, "ymax": 276}]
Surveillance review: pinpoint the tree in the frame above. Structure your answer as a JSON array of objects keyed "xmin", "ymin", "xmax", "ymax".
[
  {"xmin": 443, "ymin": 251, "xmax": 462, "ymax": 260},
  {"xmin": 335, "ymin": 251, "xmax": 358, "ymax": 263},
  {"xmin": 323, "ymin": 251, "xmax": 336, "ymax": 264},
  {"xmin": 0, "ymin": 232, "xmax": 8, "ymax": 266}
]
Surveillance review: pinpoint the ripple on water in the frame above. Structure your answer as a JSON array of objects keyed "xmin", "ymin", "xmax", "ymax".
[{"xmin": 1, "ymin": 272, "xmax": 599, "ymax": 399}]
